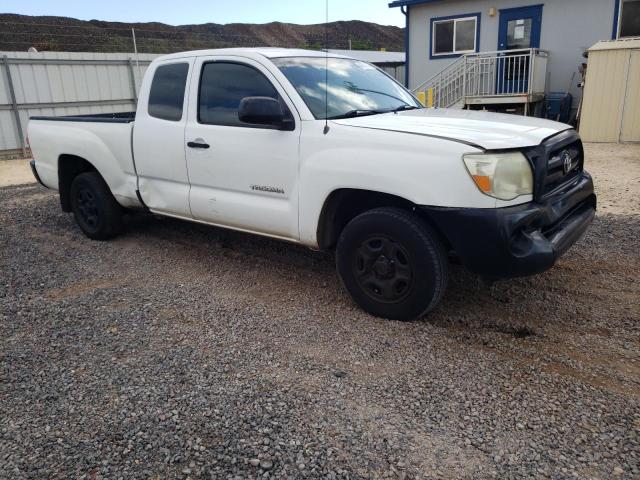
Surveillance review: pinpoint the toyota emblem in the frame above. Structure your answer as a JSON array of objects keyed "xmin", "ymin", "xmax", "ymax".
[{"xmin": 562, "ymin": 150, "xmax": 574, "ymax": 174}]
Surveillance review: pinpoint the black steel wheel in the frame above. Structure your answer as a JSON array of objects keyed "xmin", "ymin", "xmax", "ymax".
[
  {"xmin": 75, "ymin": 187, "xmax": 100, "ymax": 230},
  {"xmin": 336, "ymin": 207, "xmax": 448, "ymax": 321},
  {"xmin": 70, "ymin": 172, "xmax": 123, "ymax": 240}
]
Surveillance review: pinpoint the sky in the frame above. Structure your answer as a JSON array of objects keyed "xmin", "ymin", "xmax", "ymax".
[{"xmin": 1, "ymin": 1, "xmax": 405, "ymax": 27}]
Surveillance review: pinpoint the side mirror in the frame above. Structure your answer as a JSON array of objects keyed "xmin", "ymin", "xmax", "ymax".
[{"xmin": 238, "ymin": 96, "xmax": 292, "ymax": 129}]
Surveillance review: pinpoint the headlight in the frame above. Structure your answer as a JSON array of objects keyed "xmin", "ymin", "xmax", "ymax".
[{"xmin": 463, "ymin": 151, "xmax": 533, "ymax": 200}]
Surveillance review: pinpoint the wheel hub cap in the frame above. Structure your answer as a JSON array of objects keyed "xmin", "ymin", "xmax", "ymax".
[
  {"xmin": 354, "ymin": 236, "xmax": 414, "ymax": 303},
  {"xmin": 373, "ymin": 255, "xmax": 394, "ymax": 278}
]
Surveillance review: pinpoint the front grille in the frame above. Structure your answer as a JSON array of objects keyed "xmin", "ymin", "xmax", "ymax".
[
  {"xmin": 525, "ymin": 130, "xmax": 584, "ymax": 201},
  {"xmin": 543, "ymin": 139, "xmax": 584, "ymax": 194}
]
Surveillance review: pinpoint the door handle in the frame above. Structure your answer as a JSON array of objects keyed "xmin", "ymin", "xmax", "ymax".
[{"xmin": 187, "ymin": 141, "xmax": 210, "ymax": 149}]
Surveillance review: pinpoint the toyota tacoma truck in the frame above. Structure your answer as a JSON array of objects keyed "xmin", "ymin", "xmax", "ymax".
[{"xmin": 28, "ymin": 48, "xmax": 596, "ymax": 321}]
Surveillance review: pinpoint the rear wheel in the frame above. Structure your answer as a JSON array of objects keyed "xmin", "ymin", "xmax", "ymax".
[
  {"xmin": 70, "ymin": 172, "xmax": 123, "ymax": 240},
  {"xmin": 336, "ymin": 207, "xmax": 448, "ymax": 321}
]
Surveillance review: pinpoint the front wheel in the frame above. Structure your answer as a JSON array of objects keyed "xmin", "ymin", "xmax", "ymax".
[
  {"xmin": 70, "ymin": 172, "xmax": 123, "ymax": 240},
  {"xmin": 336, "ymin": 207, "xmax": 448, "ymax": 321}
]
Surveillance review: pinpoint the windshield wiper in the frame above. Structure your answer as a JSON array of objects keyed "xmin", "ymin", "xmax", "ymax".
[
  {"xmin": 389, "ymin": 104, "xmax": 421, "ymax": 113},
  {"xmin": 327, "ymin": 109, "xmax": 384, "ymax": 120},
  {"xmin": 328, "ymin": 105, "xmax": 419, "ymax": 120}
]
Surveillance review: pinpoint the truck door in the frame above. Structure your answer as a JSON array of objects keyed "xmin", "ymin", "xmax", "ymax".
[
  {"xmin": 184, "ymin": 56, "xmax": 300, "ymax": 240},
  {"xmin": 133, "ymin": 57, "xmax": 195, "ymax": 217}
]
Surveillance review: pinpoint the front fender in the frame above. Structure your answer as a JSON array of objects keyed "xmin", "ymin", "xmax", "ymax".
[{"xmin": 298, "ymin": 121, "xmax": 499, "ymax": 247}]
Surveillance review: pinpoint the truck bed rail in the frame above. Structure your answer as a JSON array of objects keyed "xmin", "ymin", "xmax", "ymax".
[{"xmin": 30, "ymin": 112, "xmax": 135, "ymax": 123}]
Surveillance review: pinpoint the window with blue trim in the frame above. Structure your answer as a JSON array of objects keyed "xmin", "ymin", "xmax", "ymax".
[
  {"xmin": 618, "ymin": 0, "xmax": 640, "ymax": 38},
  {"xmin": 431, "ymin": 14, "xmax": 479, "ymax": 57}
]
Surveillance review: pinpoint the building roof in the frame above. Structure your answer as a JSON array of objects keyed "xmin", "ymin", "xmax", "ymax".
[
  {"xmin": 588, "ymin": 37, "xmax": 640, "ymax": 51},
  {"xmin": 389, "ymin": 0, "xmax": 445, "ymax": 8},
  {"xmin": 155, "ymin": 48, "xmax": 353, "ymax": 62},
  {"xmin": 326, "ymin": 49, "xmax": 405, "ymax": 64},
  {"xmin": 154, "ymin": 48, "xmax": 405, "ymax": 65}
]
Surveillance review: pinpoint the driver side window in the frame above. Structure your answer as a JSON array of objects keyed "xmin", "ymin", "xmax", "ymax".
[{"xmin": 198, "ymin": 62, "xmax": 281, "ymax": 127}]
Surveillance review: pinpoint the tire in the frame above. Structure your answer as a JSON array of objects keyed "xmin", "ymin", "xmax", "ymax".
[
  {"xmin": 336, "ymin": 207, "xmax": 448, "ymax": 321},
  {"xmin": 69, "ymin": 172, "xmax": 123, "ymax": 240}
]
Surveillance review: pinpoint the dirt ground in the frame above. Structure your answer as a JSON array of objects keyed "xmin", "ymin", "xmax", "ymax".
[
  {"xmin": 583, "ymin": 143, "xmax": 640, "ymax": 215},
  {"xmin": 0, "ymin": 158, "xmax": 33, "ymax": 187},
  {"xmin": 1, "ymin": 143, "xmax": 639, "ymax": 479}
]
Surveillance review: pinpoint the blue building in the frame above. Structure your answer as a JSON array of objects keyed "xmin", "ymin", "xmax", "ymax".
[{"xmin": 389, "ymin": 0, "xmax": 640, "ymax": 115}]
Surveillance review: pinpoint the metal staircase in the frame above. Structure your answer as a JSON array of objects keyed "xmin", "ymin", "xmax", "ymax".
[
  {"xmin": 413, "ymin": 48, "xmax": 549, "ymax": 112},
  {"xmin": 413, "ymin": 56, "xmax": 467, "ymax": 109}
]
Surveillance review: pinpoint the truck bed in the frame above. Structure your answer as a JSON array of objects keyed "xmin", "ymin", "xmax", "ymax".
[
  {"xmin": 29, "ymin": 112, "xmax": 136, "ymax": 123},
  {"xmin": 28, "ymin": 112, "xmax": 140, "ymax": 209}
]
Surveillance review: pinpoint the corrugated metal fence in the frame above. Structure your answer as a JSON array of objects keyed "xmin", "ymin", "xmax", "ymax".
[{"xmin": 0, "ymin": 51, "xmax": 159, "ymax": 155}]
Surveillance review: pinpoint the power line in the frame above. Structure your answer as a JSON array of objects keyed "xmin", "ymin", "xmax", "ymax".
[
  {"xmin": 0, "ymin": 30, "xmax": 343, "ymax": 42},
  {"xmin": 0, "ymin": 36, "xmax": 357, "ymax": 49},
  {"xmin": 0, "ymin": 21, "xmax": 398, "ymax": 53},
  {"xmin": 0, "ymin": 20, "xmax": 350, "ymax": 37}
]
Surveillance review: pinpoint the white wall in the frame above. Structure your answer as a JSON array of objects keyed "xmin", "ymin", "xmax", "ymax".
[{"xmin": 407, "ymin": 0, "xmax": 617, "ymax": 106}]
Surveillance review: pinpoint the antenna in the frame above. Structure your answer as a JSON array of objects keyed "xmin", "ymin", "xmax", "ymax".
[{"xmin": 323, "ymin": 0, "xmax": 330, "ymax": 135}]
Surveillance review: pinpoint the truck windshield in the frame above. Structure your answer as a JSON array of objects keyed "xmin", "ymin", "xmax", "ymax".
[{"xmin": 272, "ymin": 57, "xmax": 421, "ymax": 120}]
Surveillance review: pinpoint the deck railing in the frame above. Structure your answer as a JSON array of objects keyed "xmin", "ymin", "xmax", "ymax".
[{"xmin": 413, "ymin": 48, "xmax": 549, "ymax": 109}]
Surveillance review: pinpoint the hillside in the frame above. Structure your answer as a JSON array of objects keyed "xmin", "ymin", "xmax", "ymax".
[{"xmin": 0, "ymin": 13, "xmax": 405, "ymax": 53}]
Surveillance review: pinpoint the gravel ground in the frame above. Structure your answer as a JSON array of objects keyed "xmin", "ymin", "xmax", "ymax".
[{"xmin": 1, "ymin": 144, "xmax": 639, "ymax": 479}]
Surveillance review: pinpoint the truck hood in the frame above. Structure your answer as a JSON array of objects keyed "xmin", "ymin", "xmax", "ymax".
[{"xmin": 333, "ymin": 108, "xmax": 573, "ymax": 150}]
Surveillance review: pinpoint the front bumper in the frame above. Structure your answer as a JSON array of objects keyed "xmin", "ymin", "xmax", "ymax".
[{"xmin": 421, "ymin": 172, "xmax": 596, "ymax": 279}]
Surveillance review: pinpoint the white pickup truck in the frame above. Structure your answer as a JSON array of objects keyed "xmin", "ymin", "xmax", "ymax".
[{"xmin": 28, "ymin": 48, "xmax": 596, "ymax": 320}]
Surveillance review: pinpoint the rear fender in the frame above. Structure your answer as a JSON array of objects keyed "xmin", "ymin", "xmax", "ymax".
[{"xmin": 28, "ymin": 120, "xmax": 140, "ymax": 208}]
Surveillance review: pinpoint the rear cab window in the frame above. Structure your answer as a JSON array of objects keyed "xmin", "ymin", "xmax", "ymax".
[{"xmin": 148, "ymin": 63, "xmax": 189, "ymax": 121}]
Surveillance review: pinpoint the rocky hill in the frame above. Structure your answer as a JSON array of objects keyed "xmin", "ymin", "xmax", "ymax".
[{"xmin": 0, "ymin": 13, "xmax": 404, "ymax": 53}]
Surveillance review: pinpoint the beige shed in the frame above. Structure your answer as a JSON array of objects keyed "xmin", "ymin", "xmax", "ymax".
[{"xmin": 580, "ymin": 37, "xmax": 640, "ymax": 143}]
